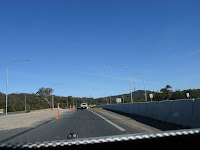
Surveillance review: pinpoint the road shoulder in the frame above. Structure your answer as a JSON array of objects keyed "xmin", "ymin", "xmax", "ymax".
[
  {"xmin": 91, "ymin": 108, "xmax": 161, "ymax": 134},
  {"xmin": 0, "ymin": 109, "xmax": 69, "ymax": 142}
]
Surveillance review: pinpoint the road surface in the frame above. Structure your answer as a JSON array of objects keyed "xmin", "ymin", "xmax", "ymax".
[{"xmin": 0, "ymin": 108, "xmax": 169, "ymax": 144}]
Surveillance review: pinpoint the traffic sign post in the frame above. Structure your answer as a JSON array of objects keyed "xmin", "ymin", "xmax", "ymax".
[
  {"xmin": 186, "ymin": 93, "xmax": 190, "ymax": 99},
  {"xmin": 116, "ymin": 98, "xmax": 122, "ymax": 103},
  {"xmin": 149, "ymin": 94, "xmax": 153, "ymax": 101}
]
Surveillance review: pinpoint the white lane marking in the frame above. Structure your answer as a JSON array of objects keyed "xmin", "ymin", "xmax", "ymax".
[{"xmin": 90, "ymin": 110, "xmax": 126, "ymax": 132}]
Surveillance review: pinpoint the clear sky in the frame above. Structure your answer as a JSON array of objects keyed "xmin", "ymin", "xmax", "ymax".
[{"xmin": 0, "ymin": 0, "xmax": 200, "ymax": 98}]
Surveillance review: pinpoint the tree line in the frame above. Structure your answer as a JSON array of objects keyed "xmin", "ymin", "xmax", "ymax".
[
  {"xmin": 0, "ymin": 87, "xmax": 105, "ymax": 112},
  {"xmin": 105, "ymin": 85, "xmax": 200, "ymax": 103},
  {"xmin": 0, "ymin": 86, "xmax": 200, "ymax": 112},
  {"xmin": 147, "ymin": 85, "xmax": 200, "ymax": 101}
]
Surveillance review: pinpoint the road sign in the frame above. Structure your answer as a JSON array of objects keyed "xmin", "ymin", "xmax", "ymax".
[
  {"xmin": 116, "ymin": 98, "xmax": 122, "ymax": 103},
  {"xmin": 186, "ymin": 93, "xmax": 190, "ymax": 99},
  {"xmin": 149, "ymin": 94, "xmax": 153, "ymax": 101},
  {"xmin": 0, "ymin": 109, "xmax": 4, "ymax": 114}
]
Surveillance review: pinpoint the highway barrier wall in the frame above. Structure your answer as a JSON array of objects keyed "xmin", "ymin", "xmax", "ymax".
[{"xmin": 101, "ymin": 99, "xmax": 200, "ymax": 128}]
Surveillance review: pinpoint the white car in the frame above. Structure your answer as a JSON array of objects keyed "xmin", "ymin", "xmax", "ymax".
[{"xmin": 80, "ymin": 103, "xmax": 88, "ymax": 109}]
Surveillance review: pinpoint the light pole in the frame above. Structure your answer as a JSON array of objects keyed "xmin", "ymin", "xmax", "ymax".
[
  {"xmin": 25, "ymin": 93, "xmax": 26, "ymax": 112},
  {"xmin": 131, "ymin": 74, "xmax": 147, "ymax": 102},
  {"xmin": 6, "ymin": 59, "xmax": 30, "ymax": 115},
  {"xmin": 52, "ymin": 95, "xmax": 54, "ymax": 109},
  {"xmin": 109, "ymin": 64, "xmax": 133, "ymax": 103},
  {"xmin": 51, "ymin": 83, "xmax": 63, "ymax": 109}
]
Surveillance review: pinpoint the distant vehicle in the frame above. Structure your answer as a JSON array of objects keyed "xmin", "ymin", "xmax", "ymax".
[
  {"xmin": 89, "ymin": 105, "xmax": 95, "ymax": 108},
  {"xmin": 80, "ymin": 103, "xmax": 88, "ymax": 109}
]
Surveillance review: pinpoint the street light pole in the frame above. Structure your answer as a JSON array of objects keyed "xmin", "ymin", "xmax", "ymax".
[
  {"xmin": 6, "ymin": 66, "xmax": 8, "ymax": 115},
  {"xmin": 131, "ymin": 74, "xmax": 147, "ymax": 102},
  {"xmin": 6, "ymin": 59, "xmax": 30, "ymax": 115},
  {"xmin": 25, "ymin": 93, "xmax": 26, "ymax": 112},
  {"xmin": 109, "ymin": 64, "xmax": 133, "ymax": 103},
  {"xmin": 52, "ymin": 95, "xmax": 54, "ymax": 109},
  {"xmin": 50, "ymin": 83, "xmax": 63, "ymax": 109}
]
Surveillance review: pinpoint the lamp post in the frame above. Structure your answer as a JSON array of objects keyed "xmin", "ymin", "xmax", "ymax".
[
  {"xmin": 25, "ymin": 93, "xmax": 26, "ymax": 112},
  {"xmin": 6, "ymin": 59, "xmax": 30, "ymax": 115},
  {"xmin": 109, "ymin": 64, "xmax": 133, "ymax": 103},
  {"xmin": 131, "ymin": 74, "xmax": 147, "ymax": 102},
  {"xmin": 51, "ymin": 83, "xmax": 63, "ymax": 110}
]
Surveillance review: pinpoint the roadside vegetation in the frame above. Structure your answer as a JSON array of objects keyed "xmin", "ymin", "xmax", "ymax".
[{"xmin": 0, "ymin": 85, "xmax": 200, "ymax": 112}]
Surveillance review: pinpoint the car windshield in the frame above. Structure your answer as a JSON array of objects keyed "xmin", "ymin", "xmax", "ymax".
[{"xmin": 0, "ymin": 0, "xmax": 200, "ymax": 146}]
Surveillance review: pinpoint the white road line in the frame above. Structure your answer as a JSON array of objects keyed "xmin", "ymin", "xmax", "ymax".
[{"xmin": 90, "ymin": 110, "xmax": 126, "ymax": 132}]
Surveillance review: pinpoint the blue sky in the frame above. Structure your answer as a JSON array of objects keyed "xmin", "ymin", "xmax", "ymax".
[{"xmin": 0, "ymin": 0, "xmax": 200, "ymax": 98}]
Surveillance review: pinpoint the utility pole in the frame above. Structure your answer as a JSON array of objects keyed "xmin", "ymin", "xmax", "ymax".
[
  {"xmin": 52, "ymin": 95, "xmax": 54, "ymax": 109},
  {"xmin": 25, "ymin": 93, "xmax": 26, "ymax": 112},
  {"xmin": 6, "ymin": 59, "xmax": 30, "ymax": 115},
  {"xmin": 109, "ymin": 64, "xmax": 133, "ymax": 103},
  {"xmin": 122, "ymin": 94, "xmax": 124, "ymax": 103}
]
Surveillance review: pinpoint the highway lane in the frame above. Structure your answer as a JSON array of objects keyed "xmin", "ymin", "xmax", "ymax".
[{"xmin": 3, "ymin": 108, "xmax": 160, "ymax": 144}]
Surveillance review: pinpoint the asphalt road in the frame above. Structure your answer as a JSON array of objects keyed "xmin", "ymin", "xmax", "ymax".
[{"xmin": 2, "ymin": 108, "xmax": 162, "ymax": 144}]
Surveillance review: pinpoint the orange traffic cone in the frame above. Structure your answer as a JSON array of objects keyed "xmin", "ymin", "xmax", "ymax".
[{"xmin": 58, "ymin": 103, "xmax": 60, "ymax": 119}]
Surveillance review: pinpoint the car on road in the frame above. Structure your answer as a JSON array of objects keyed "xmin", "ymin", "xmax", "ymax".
[
  {"xmin": 80, "ymin": 103, "xmax": 88, "ymax": 109},
  {"xmin": 77, "ymin": 106, "xmax": 81, "ymax": 109}
]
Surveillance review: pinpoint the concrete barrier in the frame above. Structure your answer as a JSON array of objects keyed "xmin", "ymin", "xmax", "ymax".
[
  {"xmin": 101, "ymin": 99, "xmax": 200, "ymax": 128},
  {"xmin": 138, "ymin": 102, "xmax": 148, "ymax": 117},
  {"xmin": 124, "ymin": 103, "xmax": 130, "ymax": 113},
  {"xmin": 146, "ymin": 101, "xmax": 157, "ymax": 119},
  {"xmin": 190, "ymin": 99, "xmax": 200, "ymax": 128},
  {"xmin": 168, "ymin": 99, "xmax": 193, "ymax": 127},
  {"xmin": 129, "ymin": 103, "xmax": 139, "ymax": 115},
  {"xmin": 156, "ymin": 100, "xmax": 171, "ymax": 122}
]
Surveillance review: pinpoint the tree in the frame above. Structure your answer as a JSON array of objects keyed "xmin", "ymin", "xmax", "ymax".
[
  {"xmin": 183, "ymin": 89, "xmax": 200, "ymax": 99},
  {"xmin": 154, "ymin": 93, "xmax": 165, "ymax": 101},
  {"xmin": 7, "ymin": 104, "xmax": 16, "ymax": 112},
  {"xmin": 160, "ymin": 85, "xmax": 172, "ymax": 100},
  {"xmin": 36, "ymin": 87, "xmax": 54, "ymax": 108},
  {"xmin": 0, "ymin": 92, "xmax": 5, "ymax": 109},
  {"xmin": 171, "ymin": 90, "xmax": 186, "ymax": 100}
]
